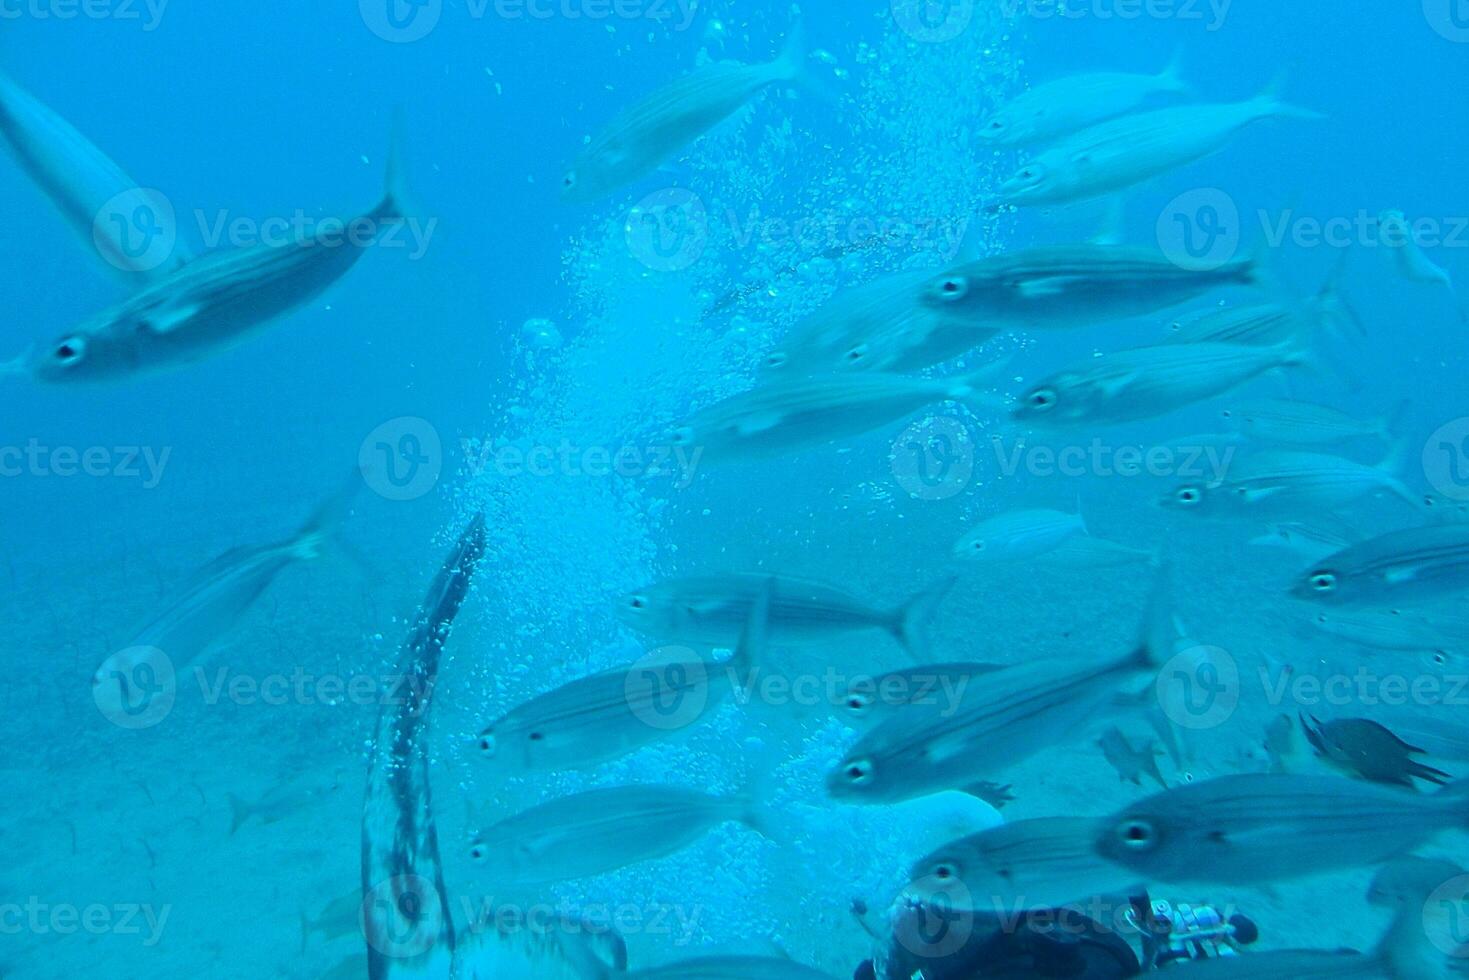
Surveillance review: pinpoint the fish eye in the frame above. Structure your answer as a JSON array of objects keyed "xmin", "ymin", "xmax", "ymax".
[
  {"xmin": 1117, "ymin": 818, "xmax": 1157, "ymax": 851},
  {"xmin": 1027, "ymin": 388, "xmax": 1057, "ymax": 412},
  {"xmin": 54, "ymin": 336, "xmax": 86, "ymax": 364},
  {"xmin": 1176, "ymin": 486, "xmax": 1202, "ymax": 505},
  {"xmin": 1433, "ymin": 651, "xmax": 1450, "ymax": 666},
  {"xmin": 935, "ymin": 276, "xmax": 969, "ymax": 301},
  {"xmin": 527, "ymin": 731, "xmax": 544, "ymax": 742},
  {"xmin": 987, "ymin": 119, "xmax": 1005, "ymax": 131},
  {"xmin": 765, "ymin": 351, "xmax": 788, "ymax": 368},
  {"xmin": 845, "ymin": 692, "xmax": 872, "ymax": 712},
  {"xmin": 469, "ymin": 843, "xmax": 487, "ymax": 862},
  {"xmin": 971, "ymin": 540, "xmax": 986, "ymax": 552},
  {"xmin": 628, "ymin": 594, "xmax": 648, "ymax": 610},
  {"xmin": 843, "ymin": 759, "xmax": 874, "ymax": 784},
  {"xmin": 1309, "ymin": 572, "xmax": 1338, "ymax": 593},
  {"xmin": 844, "ymin": 344, "xmax": 869, "ymax": 363},
  {"xmin": 670, "ymin": 426, "xmax": 695, "ymax": 446},
  {"xmin": 562, "ymin": 171, "xmax": 577, "ymax": 188},
  {"xmin": 477, "ymin": 732, "xmax": 496, "ymax": 755},
  {"xmin": 931, "ymin": 862, "xmax": 959, "ymax": 881}
]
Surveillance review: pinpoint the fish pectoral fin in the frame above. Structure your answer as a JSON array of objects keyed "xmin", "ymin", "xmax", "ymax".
[
  {"xmin": 1015, "ymin": 276, "xmax": 1082, "ymax": 298},
  {"xmin": 138, "ymin": 304, "xmax": 202, "ymax": 334},
  {"xmin": 1095, "ymin": 371, "xmax": 1142, "ymax": 398},
  {"xmin": 735, "ymin": 412, "xmax": 784, "ymax": 436},
  {"xmin": 1384, "ymin": 565, "xmax": 1420, "ymax": 585},
  {"xmin": 1238, "ymin": 484, "xmax": 1287, "ymax": 504}
]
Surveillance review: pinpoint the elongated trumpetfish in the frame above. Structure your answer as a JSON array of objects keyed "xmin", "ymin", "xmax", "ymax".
[{"xmin": 360, "ymin": 515, "xmax": 486, "ymax": 980}]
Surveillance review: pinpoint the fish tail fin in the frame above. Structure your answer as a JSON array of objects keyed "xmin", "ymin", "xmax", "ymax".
[
  {"xmin": 1311, "ymin": 247, "xmax": 1368, "ymax": 339},
  {"xmin": 773, "ymin": 19, "xmax": 839, "ymax": 101},
  {"xmin": 947, "ymin": 354, "xmax": 1014, "ymax": 415},
  {"xmin": 289, "ymin": 473, "xmax": 365, "ymax": 562},
  {"xmin": 0, "ymin": 345, "xmax": 33, "ymax": 379},
  {"xmin": 374, "ymin": 106, "xmax": 410, "ymax": 223},
  {"xmin": 226, "ymin": 793, "xmax": 250, "ymax": 836},
  {"xmin": 1074, "ymin": 492, "xmax": 1090, "ymax": 537},
  {"xmin": 1252, "ymin": 72, "xmax": 1325, "ymax": 122},
  {"xmin": 889, "ymin": 575, "xmax": 958, "ymax": 661},
  {"xmin": 1134, "ymin": 562, "xmax": 1180, "ymax": 670},
  {"xmin": 298, "ymin": 911, "xmax": 312, "ymax": 953},
  {"xmin": 729, "ymin": 577, "xmax": 773, "ymax": 675}
]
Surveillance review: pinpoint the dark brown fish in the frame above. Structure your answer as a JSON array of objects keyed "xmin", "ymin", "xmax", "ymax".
[
  {"xmin": 1097, "ymin": 726, "xmax": 1168, "ymax": 789},
  {"xmin": 1300, "ymin": 714, "xmax": 1451, "ymax": 788}
]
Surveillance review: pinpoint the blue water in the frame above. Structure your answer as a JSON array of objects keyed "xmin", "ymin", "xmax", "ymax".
[{"xmin": 4, "ymin": 2, "xmax": 1468, "ymax": 978}]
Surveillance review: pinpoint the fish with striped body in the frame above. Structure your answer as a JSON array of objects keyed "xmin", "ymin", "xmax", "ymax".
[
  {"xmin": 0, "ymin": 70, "xmax": 189, "ymax": 281},
  {"xmin": 979, "ymin": 54, "xmax": 1189, "ymax": 147},
  {"xmin": 836, "ymin": 661, "xmax": 1004, "ymax": 728},
  {"xmin": 999, "ymin": 86, "xmax": 1323, "ymax": 208},
  {"xmin": 28, "ymin": 119, "xmax": 408, "ymax": 382},
  {"xmin": 619, "ymin": 573, "xmax": 954, "ymax": 659},
  {"xmin": 827, "ymin": 571, "xmax": 1176, "ymax": 804},
  {"xmin": 1308, "ymin": 606, "xmax": 1459, "ymax": 654},
  {"xmin": 1224, "ymin": 399, "xmax": 1398, "ymax": 445},
  {"xmin": 951, "ymin": 508, "xmax": 1087, "ymax": 562},
  {"xmin": 1161, "ymin": 448, "xmax": 1417, "ymax": 517},
  {"xmin": 920, "ymin": 245, "xmax": 1257, "ymax": 331},
  {"xmin": 561, "ymin": 25, "xmax": 810, "ymax": 202},
  {"xmin": 467, "ymin": 784, "xmax": 769, "ymax": 886},
  {"xmin": 1014, "ymin": 339, "xmax": 1308, "ymax": 427},
  {"xmin": 1094, "ymin": 772, "xmax": 1469, "ymax": 886},
  {"xmin": 91, "ymin": 482, "xmax": 357, "ymax": 716},
  {"xmin": 477, "ymin": 582, "xmax": 770, "ymax": 773},
  {"xmin": 671, "ymin": 364, "xmax": 1006, "ymax": 462},
  {"xmin": 906, "ymin": 816, "xmax": 1141, "ymax": 914},
  {"xmin": 1293, "ymin": 523, "xmax": 1469, "ymax": 606}
]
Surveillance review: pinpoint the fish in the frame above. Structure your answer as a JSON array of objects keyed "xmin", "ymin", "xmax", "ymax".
[
  {"xmin": 1013, "ymin": 339, "xmax": 1309, "ymax": 427},
  {"xmin": 362, "ymin": 516, "xmax": 486, "ymax": 980},
  {"xmin": 1292, "ymin": 523, "xmax": 1469, "ymax": 607},
  {"xmin": 91, "ymin": 480, "xmax": 359, "ymax": 717},
  {"xmin": 1224, "ymin": 399, "xmax": 1399, "ymax": 445},
  {"xmin": 1162, "ymin": 259, "xmax": 1359, "ymax": 349},
  {"xmin": 671, "ymin": 364, "xmax": 1007, "ymax": 462},
  {"xmin": 827, "ymin": 569, "xmax": 1177, "ymax": 804},
  {"xmin": 763, "ymin": 266, "xmax": 993, "ymax": 377},
  {"xmin": 299, "ymin": 892, "xmax": 363, "ymax": 952},
  {"xmin": 999, "ymin": 84, "xmax": 1323, "ymax": 207},
  {"xmin": 1093, "ymin": 772, "xmax": 1469, "ymax": 886},
  {"xmin": 624, "ymin": 956, "xmax": 838, "ymax": 979},
  {"xmin": 1097, "ymin": 726, "xmax": 1167, "ymax": 789},
  {"xmin": 0, "ymin": 70, "xmax": 189, "ymax": 281},
  {"xmin": 952, "ymin": 507, "xmax": 1087, "ymax": 562},
  {"xmin": 906, "ymin": 816, "xmax": 1142, "ymax": 914},
  {"xmin": 450, "ymin": 909, "xmax": 626, "ymax": 980},
  {"xmin": 467, "ymin": 784, "xmax": 768, "ymax": 886},
  {"xmin": 26, "ymin": 117, "xmax": 408, "ymax": 383},
  {"xmin": 1159, "ymin": 447, "xmax": 1418, "ymax": 517},
  {"xmin": 920, "ymin": 244, "xmax": 1257, "ymax": 332},
  {"xmin": 836, "ymin": 661, "xmax": 1005, "ymax": 728},
  {"xmin": 561, "ymin": 24, "xmax": 810, "ymax": 201},
  {"xmin": 477, "ymin": 581, "xmax": 771, "ymax": 773},
  {"xmin": 618, "ymin": 572, "xmax": 955, "ymax": 659},
  {"xmin": 227, "ymin": 777, "xmax": 345, "ymax": 835},
  {"xmin": 1378, "ymin": 208, "xmax": 1459, "ymax": 294},
  {"xmin": 1308, "ymin": 606, "xmax": 1458, "ymax": 654},
  {"xmin": 978, "ymin": 53, "xmax": 1189, "ymax": 147},
  {"xmin": 1298, "ymin": 715, "xmax": 1451, "ymax": 788},
  {"xmin": 1033, "ymin": 537, "xmax": 1159, "ymax": 569},
  {"xmin": 1249, "ymin": 522, "xmax": 1358, "ymax": 562}
]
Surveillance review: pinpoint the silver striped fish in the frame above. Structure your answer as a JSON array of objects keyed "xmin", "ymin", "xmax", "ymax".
[
  {"xmin": 29, "ymin": 117, "xmax": 407, "ymax": 382},
  {"xmin": 1293, "ymin": 523, "xmax": 1469, "ymax": 606}
]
